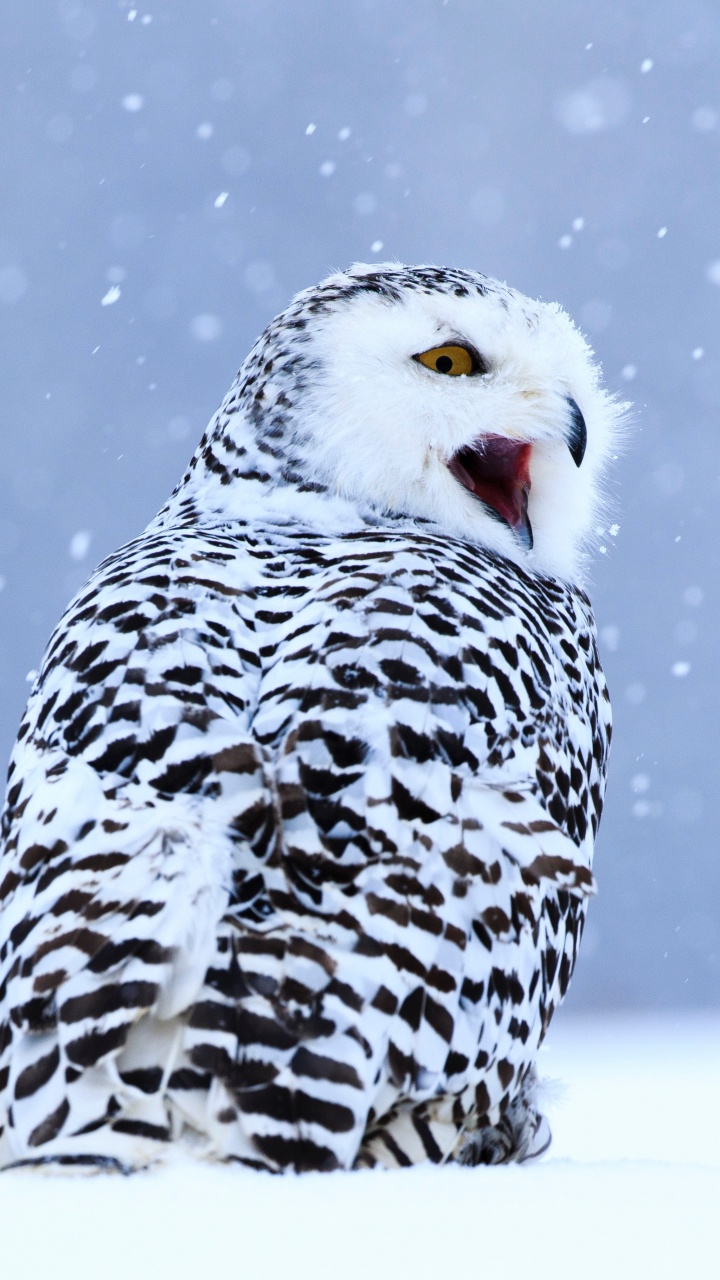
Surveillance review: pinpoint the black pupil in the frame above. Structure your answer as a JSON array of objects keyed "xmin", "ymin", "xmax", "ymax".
[{"xmin": 435, "ymin": 355, "xmax": 453, "ymax": 373}]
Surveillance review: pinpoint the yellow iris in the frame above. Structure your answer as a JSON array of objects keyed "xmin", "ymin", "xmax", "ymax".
[{"xmin": 414, "ymin": 345, "xmax": 475, "ymax": 376}]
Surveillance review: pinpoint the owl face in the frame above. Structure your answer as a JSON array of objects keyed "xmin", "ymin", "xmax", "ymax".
[
  {"xmin": 289, "ymin": 264, "xmax": 623, "ymax": 580},
  {"xmin": 169, "ymin": 263, "xmax": 625, "ymax": 583}
]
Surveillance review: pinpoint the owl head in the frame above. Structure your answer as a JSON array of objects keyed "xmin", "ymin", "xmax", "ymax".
[{"xmin": 167, "ymin": 263, "xmax": 626, "ymax": 582}]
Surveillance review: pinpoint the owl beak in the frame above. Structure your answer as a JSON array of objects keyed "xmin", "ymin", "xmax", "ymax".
[
  {"xmin": 448, "ymin": 437, "xmax": 533, "ymax": 550},
  {"xmin": 566, "ymin": 398, "xmax": 587, "ymax": 467}
]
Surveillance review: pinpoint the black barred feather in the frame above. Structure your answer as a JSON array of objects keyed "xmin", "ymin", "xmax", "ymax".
[{"xmin": 0, "ymin": 264, "xmax": 614, "ymax": 1172}]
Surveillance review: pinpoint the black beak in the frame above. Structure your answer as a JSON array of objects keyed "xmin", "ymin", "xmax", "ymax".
[{"xmin": 566, "ymin": 398, "xmax": 587, "ymax": 467}]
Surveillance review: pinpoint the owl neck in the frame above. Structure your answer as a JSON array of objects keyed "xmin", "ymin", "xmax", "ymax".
[{"xmin": 148, "ymin": 377, "xmax": 370, "ymax": 537}]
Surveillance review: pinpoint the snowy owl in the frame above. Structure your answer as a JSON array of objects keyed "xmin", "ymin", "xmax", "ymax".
[{"xmin": 0, "ymin": 263, "xmax": 620, "ymax": 1174}]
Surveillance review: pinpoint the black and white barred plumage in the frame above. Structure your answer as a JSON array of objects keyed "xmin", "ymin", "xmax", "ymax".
[{"xmin": 0, "ymin": 264, "xmax": 619, "ymax": 1173}]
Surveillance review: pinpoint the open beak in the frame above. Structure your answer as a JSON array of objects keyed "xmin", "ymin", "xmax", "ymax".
[
  {"xmin": 447, "ymin": 436, "xmax": 533, "ymax": 549},
  {"xmin": 447, "ymin": 401, "xmax": 586, "ymax": 549}
]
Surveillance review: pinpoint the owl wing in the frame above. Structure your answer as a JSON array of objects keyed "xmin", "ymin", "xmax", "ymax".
[
  {"xmin": 211, "ymin": 536, "xmax": 609, "ymax": 1168},
  {"xmin": 0, "ymin": 529, "xmax": 274, "ymax": 1164},
  {"xmin": 262, "ymin": 536, "xmax": 603, "ymax": 925}
]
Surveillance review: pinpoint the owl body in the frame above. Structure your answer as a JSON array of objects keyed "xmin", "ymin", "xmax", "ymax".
[{"xmin": 0, "ymin": 264, "xmax": 618, "ymax": 1172}]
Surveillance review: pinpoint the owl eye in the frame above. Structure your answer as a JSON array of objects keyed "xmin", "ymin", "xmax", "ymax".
[{"xmin": 414, "ymin": 344, "xmax": 480, "ymax": 377}]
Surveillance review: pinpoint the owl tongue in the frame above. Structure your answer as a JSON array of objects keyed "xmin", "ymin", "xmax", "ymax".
[{"xmin": 448, "ymin": 436, "xmax": 533, "ymax": 549}]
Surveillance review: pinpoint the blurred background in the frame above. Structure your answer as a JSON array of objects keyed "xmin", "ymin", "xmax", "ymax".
[{"xmin": 0, "ymin": 0, "xmax": 718, "ymax": 1010}]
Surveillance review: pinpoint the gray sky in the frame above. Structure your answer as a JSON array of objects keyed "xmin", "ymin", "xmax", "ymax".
[{"xmin": 1, "ymin": 0, "xmax": 719, "ymax": 1008}]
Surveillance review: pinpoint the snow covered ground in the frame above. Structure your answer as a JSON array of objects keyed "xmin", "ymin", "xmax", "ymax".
[{"xmin": 2, "ymin": 1014, "xmax": 718, "ymax": 1280}]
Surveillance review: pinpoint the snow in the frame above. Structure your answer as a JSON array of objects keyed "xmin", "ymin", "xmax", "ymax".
[
  {"xmin": 599, "ymin": 624, "xmax": 619, "ymax": 650},
  {"xmin": 68, "ymin": 530, "xmax": 92, "ymax": 562},
  {"xmin": 684, "ymin": 586, "xmax": 703, "ymax": 606},
  {"xmin": 555, "ymin": 79, "xmax": 631, "ymax": 136},
  {"xmin": 1, "ymin": 1016, "xmax": 718, "ymax": 1280},
  {"xmin": 189, "ymin": 314, "xmax": 223, "ymax": 342},
  {"xmin": 692, "ymin": 107, "xmax": 718, "ymax": 131}
]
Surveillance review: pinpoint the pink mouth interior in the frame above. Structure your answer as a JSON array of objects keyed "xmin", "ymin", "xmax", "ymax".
[{"xmin": 448, "ymin": 436, "xmax": 532, "ymax": 532}]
